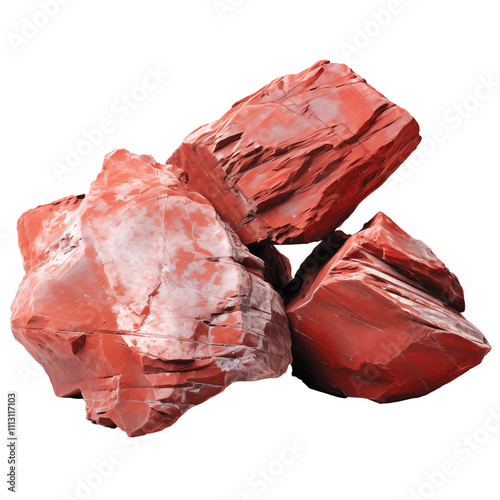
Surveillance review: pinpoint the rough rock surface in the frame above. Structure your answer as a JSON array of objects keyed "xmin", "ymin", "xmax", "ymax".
[
  {"xmin": 168, "ymin": 60, "xmax": 421, "ymax": 245},
  {"xmin": 250, "ymin": 245, "xmax": 292, "ymax": 295},
  {"xmin": 286, "ymin": 213, "xmax": 491, "ymax": 403},
  {"xmin": 11, "ymin": 150, "xmax": 292, "ymax": 436}
]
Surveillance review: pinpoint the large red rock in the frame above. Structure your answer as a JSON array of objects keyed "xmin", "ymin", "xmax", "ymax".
[
  {"xmin": 11, "ymin": 150, "xmax": 292, "ymax": 436},
  {"xmin": 168, "ymin": 60, "xmax": 421, "ymax": 245},
  {"xmin": 286, "ymin": 213, "xmax": 491, "ymax": 403}
]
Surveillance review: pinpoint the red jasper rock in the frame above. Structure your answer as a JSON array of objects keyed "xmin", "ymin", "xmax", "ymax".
[
  {"xmin": 168, "ymin": 60, "xmax": 421, "ymax": 245},
  {"xmin": 250, "ymin": 245, "xmax": 292, "ymax": 295},
  {"xmin": 286, "ymin": 213, "xmax": 491, "ymax": 403},
  {"xmin": 11, "ymin": 150, "xmax": 292, "ymax": 437}
]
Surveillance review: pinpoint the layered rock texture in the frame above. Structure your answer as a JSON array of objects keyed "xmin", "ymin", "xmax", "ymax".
[
  {"xmin": 11, "ymin": 150, "xmax": 291, "ymax": 436},
  {"xmin": 286, "ymin": 213, "xmax": 491, "ymax": 403},
  {"xmin": 11, "ymin": 61, "xmax": 490, "ymax": 436},
  {"xmin": 169, "ymin": 60, "xmax": 421, "ymax": 245}
]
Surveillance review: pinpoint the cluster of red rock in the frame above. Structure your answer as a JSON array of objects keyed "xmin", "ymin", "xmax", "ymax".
[{"xmin": 11, "ymin": 61, "xmax": 490, "ymax": 437}]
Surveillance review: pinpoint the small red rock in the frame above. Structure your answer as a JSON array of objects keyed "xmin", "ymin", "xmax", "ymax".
[
  {"xmin": 286, "ymin": 213, "xmax": 491, "ymax": 403},
  {"xmin": 11, "ymin": 150, "xmax": 292, "ymax": 436},
  {"xmin": 168, "ymin": 60, "xmax": 421, "ymax": 245},
  {"xmin": 250, "ymin": 245, "xmax": 292, "ymax": 295}
]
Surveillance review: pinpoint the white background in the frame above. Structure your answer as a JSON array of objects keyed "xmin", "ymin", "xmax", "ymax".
[{"xmin": 1, "ymin": 1, "xmax": 499, "ymax": 499}]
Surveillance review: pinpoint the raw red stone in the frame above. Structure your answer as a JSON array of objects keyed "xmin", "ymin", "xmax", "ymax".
[
  {"xmin": 11, "ymin": 149, "xmax": 292, "ymax": 436},
  {"xmin": 168, "ymin": 60, "xmax": 421, "ymax": 245},
  {"xmin": 250, "ymin": 245, "xmax": 292, "ymax": 295},
  {"xmin": 286, "ymin": 213, "xmax": 491, "ymax": 403}
]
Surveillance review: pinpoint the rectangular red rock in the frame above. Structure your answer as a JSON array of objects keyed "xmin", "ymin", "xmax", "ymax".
[{"xmin": 169, "ymin": 60, "xmax": 421, "ymax": 244}]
